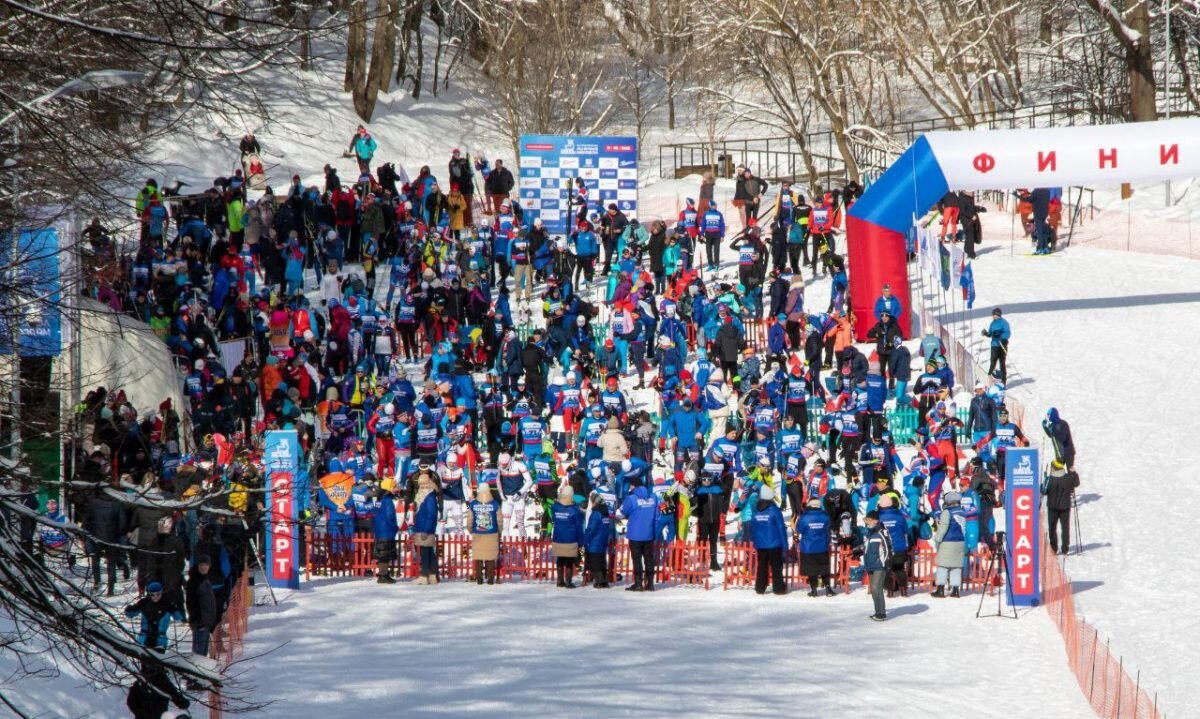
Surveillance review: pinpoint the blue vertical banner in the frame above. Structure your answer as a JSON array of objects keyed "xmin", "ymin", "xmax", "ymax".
[
  {"xmin": 518, "ymin": 135, "xmax": 638, "ymax": 236},
  {"xmin": 264, "ymin": 430, "xmax": 301, "ymax": 590},
  {"xmin": 0, "ymin": 227, "xmax": 62, "ymax": 356},
  {"xmin": 1004, "ymin": 447, "xmax": 1041, "ymax": 607}
]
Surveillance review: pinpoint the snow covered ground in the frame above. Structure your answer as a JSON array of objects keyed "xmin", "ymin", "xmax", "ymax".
[
  {"xmin": 928, "ymin": 208, "xmax": 1200, "ymax": 717},
  {"xmin": 240, "ymin": 580, "xmax": 1091, "ymax": 719}
]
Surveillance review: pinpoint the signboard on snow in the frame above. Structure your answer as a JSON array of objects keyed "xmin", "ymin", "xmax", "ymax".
[
  {"xmin": 1004, "ymin": 447, "xmax": 1041, "ymax": 607},
  {"xmin": 264, "ymin": 430, "xmax": 300, "ymax": 590},
  {"xmin": 0, "ymin": 227, "xmax": 62, "ymax": 357},
  {"xmin": 518, "ymin": 134, "xmax": 638, "ymax": 236}
]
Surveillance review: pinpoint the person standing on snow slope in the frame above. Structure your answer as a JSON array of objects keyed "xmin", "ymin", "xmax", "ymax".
[
  {"xmin": 982, "ymin": 307, "xmax": 1010, "ymax": 384},
  {"xmin": 751, "ymin": 484, "xmax": 789, "ymax": 596},
  {"xmin": 1042, "ymin": 407, "xmax": 1075, "ymax": 470},
  {"xmin": 1042, "ymin": 460, "xmax": 1081, "ymax": 555},
  {"xmin": 860, "ymin": 510, "xmax": 892, "ymax": 621},
  {"xmin": 347, "ymin": 125, "xmax": 378, "ymax": 175}
]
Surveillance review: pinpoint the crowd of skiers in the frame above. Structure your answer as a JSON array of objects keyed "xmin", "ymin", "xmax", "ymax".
[{"xmin": 46, "ymin": 129, "xmax": 1083, "ymax": 637}]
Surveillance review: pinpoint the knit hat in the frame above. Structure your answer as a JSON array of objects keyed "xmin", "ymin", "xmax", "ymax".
[
  {"xmin": 558, "ymin": 485, "xmax": 574, "ymax": 504},
  {"xmin": 758, "ymin": 485, "xmax": 774, "ymax": 501},
  {"xmin": 146, "ymin": 581, "xmax": 164, "ymax": 594}
]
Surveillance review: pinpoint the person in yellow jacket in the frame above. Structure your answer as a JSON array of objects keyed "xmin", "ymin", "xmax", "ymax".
[{"xmin": 447, "ymin": 184, "xmax": 468, "ymax": 238}]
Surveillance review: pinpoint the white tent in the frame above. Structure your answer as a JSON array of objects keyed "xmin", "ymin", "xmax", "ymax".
[{"xmin": 60, "ymin": 298, "xmax": 188, "ymax": 446}]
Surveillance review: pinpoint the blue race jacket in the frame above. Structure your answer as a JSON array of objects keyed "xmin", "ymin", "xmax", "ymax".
[
  {"xmin": 584, "ymin": 509, "xmax": 613, "ymax": 553},
  {"xmin": 619, "ymin": 486, "xmax": 658, "ymax": 542},
  {"xmin": 372, "ymin": 493, "xmax": 398, "ymax": 539},
  {"xmin": 413, "ymin": 492, "xmax": 439, "ymax": 534},
  {"xmin": 751, "ymin": 501, "xmax": 788, "ymax": 550},
  {"xmin": 796, "ymin": 508, "xmax": 832, "ymax": 554},
  {"xmin": 878, "ymin": 506, "xmax": 910, "ymax": 552},
  {"xmin": 551, "ymin": 503, "xmax": 584, "ymax": 544}
]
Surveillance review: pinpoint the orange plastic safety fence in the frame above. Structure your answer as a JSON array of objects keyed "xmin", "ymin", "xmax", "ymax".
[
  {"xmin": 1040, "ymin": 531, "xmax": 1163, "ymax": 719},
  {"xmin": 208, "ymin": 572, "xmax": 250, "ymax": 719}
]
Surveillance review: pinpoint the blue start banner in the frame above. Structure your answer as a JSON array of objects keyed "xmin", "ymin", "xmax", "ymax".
[
  {"xmin": 0, "ymin": 227, "xmax": 62, "ymax": 357},
  {"xmin": 518, "ymin": 134, "xmax": 638, "ymax": 236},
  {"xmin": 1003, "ymin": 446, "xmax": 1041, "ymax": 607},
  {"xmin": 264, "ymin": 429, "xmax": 301, "ymax": 590}
]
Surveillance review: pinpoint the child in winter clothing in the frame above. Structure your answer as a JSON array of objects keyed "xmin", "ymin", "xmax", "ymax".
[{"xmin": 124, "ymin": 581, "xmax": 184, "ymax": 651}]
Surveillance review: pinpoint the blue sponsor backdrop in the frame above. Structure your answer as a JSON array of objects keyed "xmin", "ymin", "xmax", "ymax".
[
  {"xmin": 518, "ymin": 135, "xmax": 638, "ymax": 236},
  {"xmin": 0, "ymin": 227, "xmax": 61, "ymax": 357}
]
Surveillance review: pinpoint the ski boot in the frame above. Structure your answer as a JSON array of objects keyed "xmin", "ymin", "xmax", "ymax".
[
  {"xmin": 931, "ymin": 585, "xmax": 946, "ymax": 598},
  {"xmin": 950, "ymin": 587, "xmax": 960, "ymax": 598}
]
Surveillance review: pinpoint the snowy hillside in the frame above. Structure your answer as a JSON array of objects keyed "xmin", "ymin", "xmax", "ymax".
[{"xmin": 936, "ymin": 209, "xmax": 1200, "ymax": 717}]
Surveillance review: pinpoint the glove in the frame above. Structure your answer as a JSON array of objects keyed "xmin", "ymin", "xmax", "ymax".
[{"xmin": 980, "ymin": 330, "xmax": 988, "ymax": 337}]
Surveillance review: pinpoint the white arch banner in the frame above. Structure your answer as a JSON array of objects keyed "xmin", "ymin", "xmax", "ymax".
[{"xmin": 924, "ymin": 118, "xmax": 1200, "ymax": 190}]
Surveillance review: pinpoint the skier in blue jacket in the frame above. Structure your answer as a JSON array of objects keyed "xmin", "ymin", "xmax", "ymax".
[
  {"xmin": 983, "ymin": 307, "xmax": 1011, "ymax": 383},
  {"xmin": 619, "ymin": 477, "xmax": 659, "ymax": 591},
  {"xmin": 751, "ymin": 485, "xmax": 788, "ymax": 595}
]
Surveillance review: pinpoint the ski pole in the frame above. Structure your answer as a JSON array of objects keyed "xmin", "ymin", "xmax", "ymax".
[{"xmin": 1071, "ymin": 490, "xmax": 1083, "ymax": 555}]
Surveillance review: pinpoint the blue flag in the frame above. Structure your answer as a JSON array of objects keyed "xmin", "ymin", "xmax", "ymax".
[{"xmin": 959, "ymin": 259, "xmax": 975, "ymax": 309}]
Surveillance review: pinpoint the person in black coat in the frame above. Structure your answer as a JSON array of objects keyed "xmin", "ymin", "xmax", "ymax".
[
  {"xmin": 185, "ymin": 555, "xmax": 218, "ymax": 658},
  {"xmin": 865, "ymin": 313, "xmax": 901, "ymax": 384},
  {"xmin": 715, "ymin": 319, "xmax": 742, "ymax": 380},
  {"xmin": 886, "ymin": 336, "xmax": 912, "ymax": 397},
  {"xmin": 127, "ymin": 661, "xmax": 190, "ymax": 719},
  {"xmin": 837, "ymin": 346, "xmax": 868, "ymax": 388},
  {"xmin": 1042, "ymin": 462, "xmax": 1080, "ymax": 555},
  {"xmin": 647, "ymin": 223, "xmax": 667, "ymax": 292},
  {"xmin": 84, "ymin": 482, "xmax": 129, "ymax": 596},
  {"xmin": 484, "ymin": 159, "xmax": 515, "ymax": 214},
  {"xmin": 520, "ymin": 332, "xmax": 550, "ymax": 412},
  {"xmin": 143, "ymin": 516, "xmax": 187, "ymax": 610}
]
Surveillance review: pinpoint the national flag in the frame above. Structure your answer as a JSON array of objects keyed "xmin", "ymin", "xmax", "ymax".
[{"xmin": 959, "ymin": 259, "xmax": 976, "ymax": 309}]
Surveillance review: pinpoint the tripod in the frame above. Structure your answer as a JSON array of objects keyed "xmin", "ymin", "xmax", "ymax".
[{"xmin": 976, "ymin": 531, "xmax": 1018, "ymax": 619}]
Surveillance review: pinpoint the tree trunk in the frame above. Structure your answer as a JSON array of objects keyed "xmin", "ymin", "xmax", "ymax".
[
  {"xmin": 345, "ymin": 0, "xmax": 366, "ymax": 93},
  {"xmin": 362, "ymin": 0, "xmax": 398, "ymax": 121},
  {"xmin": 396, "ymin": 1, "xmax": 423, "ymax": 90},
  {"xmin": 412, "ymin": 14, "xmax": 424, "ymax": 100},
  {"xmin": 1126, "ymin": 1, "xmax": 1157, "ymax": 121},
  {"xmin": 347, "ymin": 0, "xmax": 369, "ymax": 118},
  {"xmin": 299, "ymin": 5, "xmax": 314, "ymax": 71},
  {"xmin": 378, "ymin": 0, "xmax": 399, "ymax": 93}
]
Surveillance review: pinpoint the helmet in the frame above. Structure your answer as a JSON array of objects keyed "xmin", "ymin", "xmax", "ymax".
[
  {"xmin": 383, "ymin": 403, "xmax": 394, "ymax": 416},
  {"xmin": 621, "ymin": 459, "xmax": 632, "ymax": 473},
  {"xmin": 684, "ymin": 469, "xmax": 697, "ymax": 483},
  {"xmin": 710, "ymin": 368, "xmax": 724, "ymax": 383},
  {"xmin": 806, "ymin": 499, "xmax": 823, "ymax": 509},
  {"xmin": 757, "ymin": 456, "xmax": 771, "ymax": 468},
  {"xmin": 590, "ymin": 466, "xmax": 604, "ymax": 480}
]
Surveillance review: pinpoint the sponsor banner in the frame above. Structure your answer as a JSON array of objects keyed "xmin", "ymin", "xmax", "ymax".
[
  {"xmin": 1004, "ymin": 447, "xmax": 1041, "ymax": 607},
  {"xmin": 519, "ymin": 134, "xmax": 638, "ymax": 235}
]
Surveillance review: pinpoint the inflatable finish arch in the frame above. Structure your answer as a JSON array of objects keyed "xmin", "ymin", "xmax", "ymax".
[{"xmin": 846, "ymin": 118, "xmax": 1200, "ymax": 341}]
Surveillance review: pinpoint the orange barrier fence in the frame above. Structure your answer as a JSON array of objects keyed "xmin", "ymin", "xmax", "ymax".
[
  {"xmin": 208, "ymin": 572, "xmax": 250, "ymax": 719},
  {"xmin": 1041, "ymin": 532, "xmax": 1163, "ymax": 719},
  {"xmin": 306, "ymin": 533, "xmax": 710, "ymax": 589}
]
